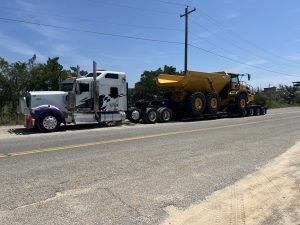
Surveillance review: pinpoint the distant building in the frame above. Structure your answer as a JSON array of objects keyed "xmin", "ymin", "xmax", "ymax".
[
  {"xmin": 293, "ymin": 81, "xmax": 300, "ymax": 87},
  {"xmin": 263, "ymin": 86, "xmax": 277, "ymax": 94}
]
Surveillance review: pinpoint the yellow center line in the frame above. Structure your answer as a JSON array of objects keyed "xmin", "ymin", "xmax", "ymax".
[{"xmin": 1, "ymin": 115, "xmax": 300, "ymax": 159}]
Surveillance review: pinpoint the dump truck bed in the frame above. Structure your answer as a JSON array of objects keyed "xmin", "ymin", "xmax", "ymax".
[{"xmin": 157, "ymin": 70, "xmax": 231, "ymax": 93}]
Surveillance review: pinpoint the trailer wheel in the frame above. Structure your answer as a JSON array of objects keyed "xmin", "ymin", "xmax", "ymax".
[
  {"xmin": 248, "ymin": 107, "xmax": 254, "ymax": 116},
  {"xmin": 240, "ymin": 109, "xmax": 248, "ymax": 117},
  {"xmin": 261, "ymin": 107, "xmax": 266, "ymax": 115},
  {"xmin": 38, "ymin": 113, "xmax": 60, "ymax": 132},
  {"xmin": 255, "ymin": 108, "xmax": 261, "ymax": 116},
  {"xmin": 236, "ymin": 94, "xmax": 248, "ymax": 114},
  {"xmin": 127, "ymin": 107, "xmax": 141, "ymax": 123},
  {"xmin": 206, "ymin": 92, "xmax": 220, "ymax": 114},
  {"xmin": 185, "ymin": 92, "xmax": 206, "ymax": 116},
  {"xmin": 143, "ymin": 108, "xmax": 157, "ymax": 124},
  {"xmin": 157, "ymin": 107, "xmax": 172, "ymax": 123}
]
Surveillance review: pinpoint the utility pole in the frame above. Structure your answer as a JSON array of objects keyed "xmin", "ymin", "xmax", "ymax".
[{"xmin": 180, "ymin": 6, "xmax": 196, "ymax": 74}]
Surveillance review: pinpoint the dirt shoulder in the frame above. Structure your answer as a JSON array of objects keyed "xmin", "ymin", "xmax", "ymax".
[{"xmin": 162, "ymin": 142, "xmax": 300, "ymax": 225}]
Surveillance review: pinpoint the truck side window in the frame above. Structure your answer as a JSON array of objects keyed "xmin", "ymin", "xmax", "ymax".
[
  {"xmin": 110, "ymin": 87, "xmax": 119, "ymax": 98},
  {"xmin": 105, "ymin": 73, "xmax": 119, "ymax": 79},
  {"xmin": 79, "ymin": 83, "xmax": 89, "ymax": 93}
]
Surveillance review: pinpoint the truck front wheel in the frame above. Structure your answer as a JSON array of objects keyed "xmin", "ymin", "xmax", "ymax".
[
  {"xmin": 38, "ymin": 113, "xmax": 61, "ymax": 132},
  {"xmin": 236, "ymin": 94, "xmax": 247, "ymax": 115}
]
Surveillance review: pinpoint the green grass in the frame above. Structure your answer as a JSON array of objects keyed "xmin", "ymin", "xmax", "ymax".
[
  {"xmin": 267, "ymin": 100, "xmax": 299, "ymax": 109},
  {"xmin": 0, "ymin": 106, "xmax": 17, "ymax": 125}
]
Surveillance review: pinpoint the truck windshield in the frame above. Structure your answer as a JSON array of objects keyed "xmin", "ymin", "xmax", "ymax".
[
  {"xmin": 231, "ymin": 75, "xmax": 239, "ymax": 84},
  {"xmin": 61, "ymin": 80, "xmax": 75, "ymax": 91}
]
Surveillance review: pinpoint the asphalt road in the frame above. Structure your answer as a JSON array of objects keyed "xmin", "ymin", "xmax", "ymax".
[{"xmin": 0, "ymin": 107, "xmax": 300, "ymax": 225}]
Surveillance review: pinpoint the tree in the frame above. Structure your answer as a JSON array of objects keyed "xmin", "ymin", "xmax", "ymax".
[
  {"xmin": 0, "ymin": 57, "xmax": 11, "ymax": 112},
  {"xmin": 130, "ymin": 65, "xmax": 181, "ymax": 105},
  {"xmin": 278, "ymin": 85, "xmax": 297, "ymax": 104},
  {"xmin": 68, "ymin": 66, "xmax": 88, "ymax": 77}
]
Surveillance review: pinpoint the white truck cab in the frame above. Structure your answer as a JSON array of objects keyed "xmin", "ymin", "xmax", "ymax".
[{"xmin": 19, "ymin": 69, "xmax": 128, "ymax": 132}]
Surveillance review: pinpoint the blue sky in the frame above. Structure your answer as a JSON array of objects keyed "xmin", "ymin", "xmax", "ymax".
[{"xmin": 0, "ymin": 0, "xmax": 300, "ymax": 88}]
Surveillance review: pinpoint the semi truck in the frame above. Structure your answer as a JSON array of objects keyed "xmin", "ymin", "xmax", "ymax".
[{"xmin": 19, "ymin": 62, "xmax": 266, "ymax": 132}]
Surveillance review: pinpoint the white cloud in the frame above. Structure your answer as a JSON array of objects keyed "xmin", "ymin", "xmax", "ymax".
[
  {"xmin": 7, "ymin": 0, "xmax": 93, "ymax": 69},
  {"xmin": 49, "ymin": 44, "xmax": 92, "ymax": 70},
  {"xmin": 286, "ymin": 54, "xmax": 300, "ymax": 62},
  {"xmin": 13, "ymin": 0, "xmax": 69, "ymax": 41},
  {"xmin": 0, "ymin": 32, "xmax": 46, "ymax": 61}
]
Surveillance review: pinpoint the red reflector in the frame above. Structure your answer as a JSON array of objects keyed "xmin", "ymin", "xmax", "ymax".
[{"xmin": 25, "ymin": 115, "xmax": 33, "ymax": 128}]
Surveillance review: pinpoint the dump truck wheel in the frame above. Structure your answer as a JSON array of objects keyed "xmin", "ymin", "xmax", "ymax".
[
  {"xmin": 157, "ymin": 107, "xmax": 172, "ymax": 123},
  {"xmin": 185, "ymin": 92, "xmax": 206, "ymax": 116},
  {"xmin": 143, "ymin": 108, "xmax": 157, "ymax": 124},
  {"xmin": 206, "ymin": 92, "xmax": 221, "ymax": 114},
  {"xmin": 236, "ymin": 94, "xmax": 247, "ymax": 114},
  {"xmin": 127, "ymin": 107, "xmax": 141, "ymax": 123},
  {"xmin": 38, "ymin": 113, "xmax": 60, "ymax": 132}
]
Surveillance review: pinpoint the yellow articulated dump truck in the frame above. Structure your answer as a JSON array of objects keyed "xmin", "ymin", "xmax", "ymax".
[{"xmin": 127, "ymin": 70, "xmax": 267, "ymax": 124}]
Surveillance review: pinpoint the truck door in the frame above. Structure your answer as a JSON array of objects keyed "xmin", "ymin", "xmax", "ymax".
[
  {"xmin": 75, "ymin": 81, "xmax": 92, "ymax": 108},
  {"xmin": 98, "ymin": 73, "xmax": 126, "ymax": 112}
]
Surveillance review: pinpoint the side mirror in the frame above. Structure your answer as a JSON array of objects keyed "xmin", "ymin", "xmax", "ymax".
[{"xmin": 248, "ymin": 74, "xmax": 251, "ymax": 81}]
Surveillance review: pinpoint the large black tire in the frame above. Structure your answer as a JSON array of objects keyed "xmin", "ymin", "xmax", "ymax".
[
  {"xmin": 37, "ymin": 113, "xmax": 61, "ymax": 132},
  {"xmin": 142, "ymin": 108, "xmax": 157, "ymax": 124},
  {"xmin": 236, "ymin": 94, "xmax": 248, "ymax": 115},
  {"xmin": 185, "ymin": 92, "xmax": 206, "ymax": 116},
  {"xmin": 127, "ymin": 107, "xmax": 141, "ymax": 123},
  {"xmin": 261, "ymin": 107, "xmax": 266, "ymax": 115},
  {"xmin": 157, "ymin": 107, "xmax": 172, "ymax": 123},
  {"xmin": 248, "ymin": 107, "xmax": 254, "ymax": 116},
  {"xmin": 255, "ymin": 107, "xmax": 261, "ymax": 116},
  {"xmin": 206, "ymin": 92, "xmax": 221, "ymax": 114}
]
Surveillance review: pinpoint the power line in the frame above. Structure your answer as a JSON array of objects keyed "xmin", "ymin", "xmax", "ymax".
[
  {"xmin": 0, "ymin": 16, "xmax": 299, "ymax": 77},
  {"xmin": 190, "ymin": 19, "xmax": 271, "ymax": 62},
  {"xmin": 0, "ymin": 17, "xmax": 184, "ymax": 45},
  {"xmin": 191, "ymin": 18, "xmax": 300, "ymax": 73},
  {"xmin": 189, "ymin": 43, "xmax": 300, "ymax": 77},
  {"xmin": 189, "ymin": 30, "xmax": 298, "ymax": 76},
  {"xmin": 86, "ymin": 0, "xmax": 178, "ymax": 15},
  {"xmin": 148, "ymin": 0, "xmax": 189, "ymax": 7},
  {"xmin": 0, "ymin": 6, "xmax": 182, "ymax": 32},
  {"xmin": 196, "ymin": 9, "xmax": 300, "ymax": 66}
]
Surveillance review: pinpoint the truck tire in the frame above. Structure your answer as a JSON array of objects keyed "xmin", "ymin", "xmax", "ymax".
[
  {"xmin": 143, "ymin": 108, "xmax": 157, "ymax": 124},
  {"xmin": 185, "ymin": 92, "xmax": 206, "ymax": 116},
  {"xmin": 157, "ymin": 107, "xmax": 172, "ymax": 123},
  {"xmin": 236, "ymin": 94, "xmax": 247, "ymax": 114},
  {"xmin": 37, "ymin": 113, "xmax": 61, "ymax": 132},
  {"xmin": 248, "ymin": 107, "xmax": 254, "ymax": 116},
  {"xmin": 255, "ymin": 107, "xmax": 261, "ymax": 116},
  {"xmin": 127, "ymin": 107, "xmax": 141, "ymax": 123},
  {"xmin": 261, "ymin": 107, "xmax": 266, "ymax": 115},
  {"xmin": 241, "ymin": 109, "xmax": 248, "ymax": 117},
  {"xmin": 206, "ymin": 92, "xmax": 220, "ymax": 114}
]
